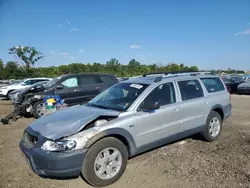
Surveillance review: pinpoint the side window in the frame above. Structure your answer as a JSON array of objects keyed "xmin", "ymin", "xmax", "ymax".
[
  {"xmin": 178, "ymin": 80, "xmax": 204, "ymax": 101},
  {"xmin": 33, "ymin": 79, "xmax": 43, "ymax": 83},
  {"xmin": 61, "ymin": 77, "xmax": 78, "ymax": 88},
  {"xmin": 99, "ymin": 76, "xmax": 113, "ymax": 83},
  {"xmin": 200, "ymin": 77, "xmax": 225, "ymax": 93},
  {"xmin": 79, "ymin": 76, "xmax": 98, "ymax": 86},
  {"xmin": 38, "ymin": 79, "xmax": 49, "ymax": 82},
  {"xmin": 140, "ymin": 83, "xmax": 176, "ymax": 109},
  {"xmin": 24, "ymin": 80, "xmax": 35, "ymax": 85}
]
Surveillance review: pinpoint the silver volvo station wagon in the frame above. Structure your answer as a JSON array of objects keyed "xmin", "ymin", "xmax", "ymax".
[{"xmin": 19, "ymin": 71, "xmax": 232, "ymax": 187}]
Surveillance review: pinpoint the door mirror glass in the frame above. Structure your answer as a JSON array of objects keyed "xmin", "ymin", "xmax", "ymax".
[
  {"xmin": 139, "ymin": 102, "xmax": 160, "ymax": 112},
  {"xmin": 56, "ymin": 85, "xmax": 64, "ymax": 90}
]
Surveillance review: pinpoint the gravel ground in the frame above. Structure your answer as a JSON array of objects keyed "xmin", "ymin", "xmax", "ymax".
[{"xmin": 0, "ymin": 95, "xmax": 250, "ymax": 188}]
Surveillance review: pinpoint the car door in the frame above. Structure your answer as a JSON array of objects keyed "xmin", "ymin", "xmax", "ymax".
[
  {"xmin": 176, "ymin": 79, "xmax": 210, "ymax": 133},
  {"xmin": 54, "ymin": 76, "xmax": 80, "ymax": 105},
  {"xmin": 77, "ymin": 75, "xmax": 102, "ymax": 103},
  {"xmin": 133, "ymin": 82, "xmax": 182, "ymax": 149}
]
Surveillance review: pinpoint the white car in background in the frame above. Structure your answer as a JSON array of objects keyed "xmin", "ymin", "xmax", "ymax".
[{"xmin": 0, "ymin": 78, "xmax": 52, "ymax": 99}]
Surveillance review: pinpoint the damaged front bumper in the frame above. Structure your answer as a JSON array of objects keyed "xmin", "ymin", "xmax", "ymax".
[{"xmin": 19, "ymin": 129, "xmax": 88, "ymax": 178}]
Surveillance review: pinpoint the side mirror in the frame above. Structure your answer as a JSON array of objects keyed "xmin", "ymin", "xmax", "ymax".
[
  {"xmin": 21, "ymin": 83, "xmax": 27, "ymax": 86},
  {"xmin": 139, "ymin": 102, "xmax": 160, "ymax": 112},
  {"xmin": 55, "ymin": 85, "xmax": 64, "ymax": 90},
  {"xmin": 152, "ymin": 102, "xmax": 160, "ymax": 110}
]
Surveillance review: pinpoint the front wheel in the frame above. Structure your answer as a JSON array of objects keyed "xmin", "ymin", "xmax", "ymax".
[
  {"xmin": 81, "ymin": 137, "xmax": 128, "ymax": 187},
  {"xmin": 32, "ymin": 101, "xmax": 45, "ymax": 119},
  {"xmin": 202, "ymin": 111, "xmax": 222, "ymax": 142}
]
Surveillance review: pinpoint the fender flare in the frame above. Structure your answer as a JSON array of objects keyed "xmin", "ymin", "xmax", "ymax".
[
  {"xmin": 210, "ymin": 104, "xmax": 225, "ymax": 119},
  {"xmin": 211, "ymin": 104, "xmax": 223, "ymax": 111},
  {"xmin": 84, "ymin": 128, "xmax": 137, "ymax": 157}
]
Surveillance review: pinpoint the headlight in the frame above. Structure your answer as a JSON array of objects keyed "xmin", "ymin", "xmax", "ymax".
[
  {"xmin": 41, "ymin": 140, "xmax": 76, "ymax": 151},
  {"xmin": 34, "ymin": 95, "xmax": 42, "ymax": 99}
]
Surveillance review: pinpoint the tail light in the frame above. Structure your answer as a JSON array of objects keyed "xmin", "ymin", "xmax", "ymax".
[{"xmin": 226, "ymin": 86, "xmax": 231, "ymax": 100}]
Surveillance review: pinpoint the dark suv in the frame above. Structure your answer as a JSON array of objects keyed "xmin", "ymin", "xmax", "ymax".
[{"xmin": 23, "ymin": 73, "xmax": 118, "ymax": 118}]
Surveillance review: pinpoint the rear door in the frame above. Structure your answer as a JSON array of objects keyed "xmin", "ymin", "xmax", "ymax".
[
  {"xmin": 54, "ymin": 76, "xmax": 80, "ymax": 105},
  {"xmin": 77, "ymin": 75, "xmax": 102, "ymax": 103},
  {"xmin": 176, "ymin": 79, "xmax": 210, "ymax": 133}
]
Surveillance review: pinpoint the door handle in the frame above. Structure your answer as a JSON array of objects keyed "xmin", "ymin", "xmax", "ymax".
[
  {"xmin": 73, "ymin": 89, "xmax": 79, "ymax": 92},
  {"xmin": 204, "ymin": 101, "xmax": 209, "ymax": 105},
  {"xmin": 173, "ymin": 108, "xmax": 179, "ymax": 112},
  {"xmin": 96, "ymin": 87, "xmax": 100, "ymax": 90}
]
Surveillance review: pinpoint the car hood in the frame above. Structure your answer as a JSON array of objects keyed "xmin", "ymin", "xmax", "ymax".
[
  {"xmin": 20, "ymin": 85, "xmax": 45, "ymax": 96},
  {"xmin": 6, "ymin": 84, "xmax": 23, "ymax": 89},
  {"xmin": 29, "ymin": 105, "xmax": 120, "ymax": 140},
  {"xmin": 238, "ymin": 82, "xmax": 250, "ymax": 88}
]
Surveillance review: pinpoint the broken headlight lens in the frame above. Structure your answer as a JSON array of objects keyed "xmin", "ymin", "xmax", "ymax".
[{"xmin": 41, "ymin": 140, "xmax": 76, "ymax": 151}]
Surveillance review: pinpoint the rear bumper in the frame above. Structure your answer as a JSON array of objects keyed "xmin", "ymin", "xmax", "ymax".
[{"xmin": 19, "ymin": 140, "xmax": 87, "ymax": 178}]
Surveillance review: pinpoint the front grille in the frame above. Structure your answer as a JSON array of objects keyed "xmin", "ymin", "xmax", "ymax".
[{"xmin": 21, "ymin": 131, "xmax": 38, "ymax": 149}]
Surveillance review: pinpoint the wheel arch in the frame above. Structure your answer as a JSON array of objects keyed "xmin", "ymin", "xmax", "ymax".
[
  {"xmin": 84, "ymin": 128, "xmax": 137, "ymax": 157},
  {"xmin": 210, "ymin": 104, "xmax": 224, "ymax": 120}
]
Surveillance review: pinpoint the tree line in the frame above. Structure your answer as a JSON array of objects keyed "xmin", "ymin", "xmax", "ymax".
[
  {"xmin": 0, "ymin": 58, "xmax": 200, "ymax": 79},
  {"xmin": 0, "ymin": 45, "xmax": 246, "ymax": 80}
]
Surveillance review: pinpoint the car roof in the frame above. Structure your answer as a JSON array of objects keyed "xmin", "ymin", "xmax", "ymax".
[
  {"xmin": 25, "ymin": 77, "xmax": 52, "ymax": 80},
  {"xmin": 120, "ymin": 72, "xmax": 219, "ymax": 85},
  {"xmin": 61, "ymin": 73, "xmax": 116, "ymax": 78}
]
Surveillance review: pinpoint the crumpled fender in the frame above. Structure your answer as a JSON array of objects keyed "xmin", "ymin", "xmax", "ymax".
[{"xmin": 29, "ymin": 105, "xmax": 120, "ymax": 140}]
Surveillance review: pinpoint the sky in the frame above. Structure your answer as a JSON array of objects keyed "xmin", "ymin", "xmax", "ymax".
[{"xmin": 0, "ymin": 0, "xmax": 250, "ymax": 70}]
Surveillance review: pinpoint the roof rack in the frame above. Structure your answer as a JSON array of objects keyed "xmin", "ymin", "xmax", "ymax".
[
  {"xmin": 143, "ymin": 71, "xmax": 212, "ymax": 77},
  {"xmin": 142, "ymin": 71, "xmax": 212, "ymax": 82}
]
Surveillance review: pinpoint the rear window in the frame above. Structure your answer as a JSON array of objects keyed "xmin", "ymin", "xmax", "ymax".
[
  {"xmin": 200, "ymin": 77, "xmax": 225, "ymax": 93},
  {"xmin": 79, "ymin": 76, "xmax": 98, "ymax": 85},
  {"xmin": 99, "ymin": 76, "xmax": 114, "ymax": 83}
]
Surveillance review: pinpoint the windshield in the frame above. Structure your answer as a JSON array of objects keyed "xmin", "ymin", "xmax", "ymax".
[
  {"xmin": 88, "ymin": 82, "xmax": 149, "ymax": 111},
  {"xmin": 43, "ymin": 77, "xmax": 60, "ymax": 89}
]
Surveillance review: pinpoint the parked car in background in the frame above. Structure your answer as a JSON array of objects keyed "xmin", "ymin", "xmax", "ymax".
[
  {"xmin": 243, "ymin": 74, "xmax": 250, "ymax": 81},
  {"xmin": 238, "ymin": 80, "xmax": 250, "ymax": 94},
  {"xmin": 0, "ymin": 80, "xmax": 12, "ymax": 87},
  {"xmin": 0, "ymin": 78, "xmax": 52, "ymax": 99},
  {"xmin": 19, "ymin": 71, "xmax": 231, "ymax": 187},
  {"xmin": 8, "ymin": 81, "xmax": 49, "ymax": 102},
  {"xmin": 20, "ymin": 73, "xmax": 118, "ymax": 118},
  {"xmin": 221, "ymin": 76, "xmax": 245, "ymax": 93}
]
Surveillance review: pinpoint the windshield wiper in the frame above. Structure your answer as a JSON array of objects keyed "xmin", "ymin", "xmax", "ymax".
[{"xmin": 87, "ymin": 103, "xmax": 109, "ymax": 110}]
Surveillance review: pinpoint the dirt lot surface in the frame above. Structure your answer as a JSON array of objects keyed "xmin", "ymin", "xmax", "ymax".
[{"xmin": 0, "ymin": 95, "xmax": 250, "ymax": 188}]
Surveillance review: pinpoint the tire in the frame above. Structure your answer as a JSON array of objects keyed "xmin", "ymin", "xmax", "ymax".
[
  {"xmin": 202, "ymin": 111, "xmax": 222, "ymax": 142},
  {"xmin": 32, "ymin": 101, "xmax": 44, "ymax": 119},
  {"xmin": 81, "ymin": 137, "xmax": 128, "ymax": 187}
]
